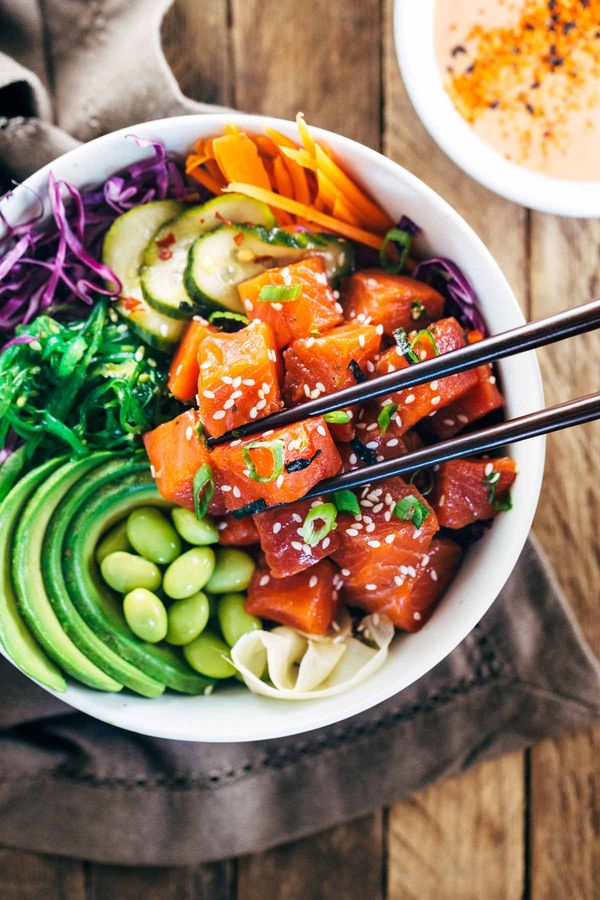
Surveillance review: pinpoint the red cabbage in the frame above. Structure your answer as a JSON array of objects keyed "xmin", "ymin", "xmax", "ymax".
[
  {"xmin": 412, "ymin": 256, "xmax": 487, "ymax": 334},
  {"xmin": 0, "ymin": 136, "xmax": 192, "ymax": 351}
]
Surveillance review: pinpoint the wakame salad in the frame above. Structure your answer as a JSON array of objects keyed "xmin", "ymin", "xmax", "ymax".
[{"xmin": 0, "ymin": 117, "xmax": 516, "ymax": 700}]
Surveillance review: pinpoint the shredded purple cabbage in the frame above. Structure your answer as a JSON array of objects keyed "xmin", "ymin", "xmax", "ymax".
[
  {"xmin": 397, "ymin": 214, "xmax": 421, "ymax": 238},
  {"xmin": 413, "ymin": 256, "xmax": 487, "ymax": 334},
  {"xmin": 0, "ymin": 136, "xmax": 191, "ymax": 351}
]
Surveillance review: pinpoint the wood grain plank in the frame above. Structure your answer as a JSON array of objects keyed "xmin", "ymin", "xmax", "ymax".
[
  {"xmin": 237, "ymin": 815, "xmax": 384, "ymax": 900},
  {"xmin": 528, "ymin": 214, "xmax": 600, "ymax": 900},
  {"xmin": 387, "ymin": 756, "xmax": 525, "ymax": 900},
  {"xmin": 230, "ymin": 0, "xmax": 382, "ymax": 149},
  {"xmin": 85, "ymin": 860, "xmax": 236, "ymax": 900},
  {"xmin": 162, "ymin": 0, "xmax": 232, "ymax": 106},
  {"xmin": 0, "ymin": 847, "xmax": 85, "ymax": 900},
  {"xmin": 383, "ymin": 3, "xmax": 526, "ymax": 897}
]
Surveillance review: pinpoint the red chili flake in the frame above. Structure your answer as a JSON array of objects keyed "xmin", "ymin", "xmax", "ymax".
[
  {"xmin": 122, "ymin": 296, "xmax": 143, "ymax": 312},
  {"xmin": 158, "ymin": 248, "xmax": 174, "ymax": 260},
  {"xmin": 215, "ymin": 211, "xmax": 233, "ymax": 226},
  {"xmin": 233, "ymin": 232, "xmax": 245, "ymax": 246},
  {"xmin": 156, "ymin": 232, "xmax": 176, "ymax": 249}
]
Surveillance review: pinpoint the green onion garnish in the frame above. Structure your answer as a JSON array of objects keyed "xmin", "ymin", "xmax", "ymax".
[
  {"xmin": 193, "ymin": 464, "xmax": 215, "ymax": 519},
  {"xmin": 377, "ymin": 402, "xmax": 398, "ymax": 433},
  {"xmin": 348, "ymin": 359, "xmax": 366, "ymax": 383},
  {"xmin": 408, "ymin": 468, "xmax": 434, "ymax": 497},
  {"xmin": 242, "ymin": 439, "xmax": 285, "ymax": 483},
  {"xmin": 393, "ymin": 327, "xmax": 439, "ymax": 365},
  {"xmin": 285, "ymin": 449, "xmax": 321, "ymax": 473},
  {"xmin": 393, "ymin": 494, "xmax": 431, "ymax": 528},
  {"xmin": 414, "ymin": 329, "xmax": 440, "ymax": 356},
  {"xmin": 379, "ymin": 227, "xmax": 412, "ymax": 274},
  {"xmin": 208, "ymin": 310, "xmax": 249, "ymax": 330},
  {"xmin": 257, "ymin": 284, "xmax": 302, "ymax": 302},
  {"xmin": 483, "ymin": 469, "xmax": 512, "ymax": 511},
  {"xmin": 323, "ymin": 410, "xmax": 352, "ymax": 424},
  {"xmin": 301, "ymin": 502, "xmax": 338, "ymax": 546},
  {"xmin": 411, "ymin": 300, "xmax": 426, "ymax": 321},
  {"xmin": 333, "ymin": 489, "xmax": 360, "ymax": 516}
]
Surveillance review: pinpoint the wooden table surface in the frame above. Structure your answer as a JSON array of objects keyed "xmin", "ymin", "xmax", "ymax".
[{"xmin": 2, "ymin": 1, "xmax": 599, "ymax": 897}]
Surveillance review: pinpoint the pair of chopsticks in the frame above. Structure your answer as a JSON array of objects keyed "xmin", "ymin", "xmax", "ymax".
[{"xmin": 208, "ymin": 299, "xmax": 600, "ymax": 498}]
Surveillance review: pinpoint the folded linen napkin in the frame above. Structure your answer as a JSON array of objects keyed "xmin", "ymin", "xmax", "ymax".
[{"xmin": 0, "ymin": 0, "xmax": 598, "ymax": 866}]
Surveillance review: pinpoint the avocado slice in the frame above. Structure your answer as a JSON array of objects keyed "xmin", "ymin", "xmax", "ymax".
[
  {"xmin": 12, "ymin": 455, "xmax": 123, "ymax": 692},
  {"xmin": 0, "ymin": 445, "xmax": 27, "ymax": 504},
  {"xmin": 17, "ymin": 453, "xmax": 164, "ymax": 698},
  {"xmin": 0, "ymin": 457, "xmax": 66, "ymax": 692},
  {"xmin": 45, "ymin": 457, "xmax": 214, "ymax": 694}
]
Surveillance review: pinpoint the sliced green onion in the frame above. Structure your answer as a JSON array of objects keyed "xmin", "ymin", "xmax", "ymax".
[
  {"xmin": 393, "ymin": 494, "xmax": 431, "ymax": 528},
  {"xmin": 348, "ymin": 359, "xmax": 366, "ymax": 383},
  {"xmin": 258, "ymin": 284, "xmax": 302, "ymax": 302},
  {"xmin": 323, "ymin": 410, "xmax": 352, "ymax": 424},
  {"xmin": 379, "ymin": 227, "xmax": 412, "ymax": 274},
  {"xmin": 242, "ymin": 439, "xmax": 285, "ymax": 483},
  {"xmin": 411, "ymin": 300, "xmax": 426, "ymax": 321},
  {"xmin": 377, "ymin": 402, "xmax": 398, "ymax": 434},
  {"xmin": 285, "ymin": 448, "xmax": 321, "ymax": 473},
  {"xmin": 301, "ymin": 502, "xmax": 338, "ymax": 547},
  {"xmin": 208, "ymin": 310, "xmax": 249, "ymax": 330},
  {"xmin": 408, "ymin": 468, "xmax": 435, "ymax": 497},
  {"xmin": 333, "ymin": 490, "xmax": 360, "ymax": 516},
  {"xmin": 393, "ymin": 328, "xmax": 420, "ymax": 365},
  {"xmin": 483, "ymin": 469, "xmax": 512, "ymax": 510},
  {"xmin": 414, "ymin": 329, "xmax": 440, "ymax": 356},
  {"xmin": 193, "ymin": 463, "xmax": 215, "ymax": 519},
  {"xmin": 492, "ymin": 492, "xmax": 513, "ymax": 512}
]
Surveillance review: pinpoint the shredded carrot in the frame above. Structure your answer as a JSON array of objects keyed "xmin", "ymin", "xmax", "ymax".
[
  {"xmin": 204, "ymin": 158, "xmax": 228, "ymax": 188},
  {"xmin": 273, "ymin": 155, "xmax": 294, "ymax": 200},
  {"xmin": 224, "ymin": 183, "xmax": 384, "ymax": 249},
  {"xmin": 281, "ymin": 146, "xmax": 317, "ymax": 171},
  {"xmin": 187, "ymin": 167, "xmax": 226, "ymax": 196},
  {"xmin": 314, "ymin": 145, "xmax": 392, "ymax": 231},
  {"xmin": 184, "ymin": 153, "xmax": 210, "ymax": 175},
  {"xmin": 332, "ymin": 195, "xmax": 362, "ymax": 227},
  {"xmin": 212, "ymin": 133, "xmax": 272, "ymax": 190},
  {"xmin": 296, "ymin": 112, "xmax": 316, "ymax": 157},
  {"xmin": 263, "ymin": 127, "xmax": 299, "ymax": 150}
]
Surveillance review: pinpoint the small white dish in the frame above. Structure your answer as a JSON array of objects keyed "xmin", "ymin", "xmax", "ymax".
[
  {"xmin": 0, "ymin": 112, "xmax": 545, "ymax": 742},
  {"xmin": 395, "ymin": 0, "xmax": 600, "ymax": 217}
]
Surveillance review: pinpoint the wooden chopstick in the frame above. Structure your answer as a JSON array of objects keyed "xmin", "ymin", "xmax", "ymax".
[
  {"xmin": 301, "ymin": 391, "xmax": 600, "ymax": 500},
  {"xmin": 208, "ymin": 297, "xmax": 600, "ymax": 446}
]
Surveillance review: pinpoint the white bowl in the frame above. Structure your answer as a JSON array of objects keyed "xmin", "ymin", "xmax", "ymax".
[
  {"xmin": 395, "ymin": 0, "xmax": 600, "ymax": 217},
  {"xmin": 0, "ymin": 113, "xmax": 545, "ymax": 741}
]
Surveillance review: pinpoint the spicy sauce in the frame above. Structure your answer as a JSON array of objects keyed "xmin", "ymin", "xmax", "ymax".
[{"xmin": 435, "ymin": 0, "xmax": 600, "ymax": 180}]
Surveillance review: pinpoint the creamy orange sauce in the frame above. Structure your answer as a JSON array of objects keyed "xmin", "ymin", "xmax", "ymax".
[{"xmin": 435, "ymin": 0, "xmax": 600, "ymax": 180}]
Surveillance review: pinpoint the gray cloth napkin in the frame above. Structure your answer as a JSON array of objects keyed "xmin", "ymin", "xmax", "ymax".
[{"xmin": 1, "ymin": 0, "xmax": 599, "ymax": 866}]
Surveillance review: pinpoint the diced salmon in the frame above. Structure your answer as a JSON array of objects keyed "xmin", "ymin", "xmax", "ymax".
[
  {"xmin": 210, "ymin": 417, "xmax": 342, "ymax": 512},
  {"xmin": 167, "ymin": 318, "xmax": 213, "ymax": 403},
  {"xmin": 217, "ymin": 514, "xmax": 259, "ymax": 546},
  {"xmin": 342, "ymin": 269, "xmax": 445, "ymax": 336},
  {"xmin": 374, "ymin": 317, "xmax": 477, "ymax": 436},
  {"xmin": 344, "ymin": 536, "xmax": 461, "ymax": 632},
  {"xmin": 284, "ymin": 322, "xmax": 381, "ymax": 441},
  {"xmin": 430, "ymin": 457, "xmax": 517, "ymax": 528},
  {"xmin": 429, "ymin": 364, "xmax": 504, "ymax": 439},
  {"xmin": 253, "ymin": 497, "xmax": 341, "ymax": 577},
  {"xmin": 238, "ymin": 256, "xmax": 343, "ymax": 349},
  {"xmin": 245, "ymin": 559, "xmax": 340, "ymax": 634},
  {"xmin": 143, "ymin": 409, "xmax": 226, "ymax": 514},
  {"xmin": 197, "ymin": 320, "xmax": 282, "ymax": 438}
]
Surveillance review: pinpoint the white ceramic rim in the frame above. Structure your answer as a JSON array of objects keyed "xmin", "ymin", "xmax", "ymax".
[
  {"xmin": 0, "ymin": 113, "xmax": 545, "ymax": 741},
  {"xmin": 394, "ymin": 0, "xmax": 600, "ymax": 218}
]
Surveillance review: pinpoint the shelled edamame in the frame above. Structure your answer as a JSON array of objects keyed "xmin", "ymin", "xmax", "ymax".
[{"xmin": 95, "ymin": 505, "xmax": 263, "ymax": 682}]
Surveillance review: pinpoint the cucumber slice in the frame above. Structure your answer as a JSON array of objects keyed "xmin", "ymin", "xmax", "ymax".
[
  {"xmin": 140, "ymin": 194, "xmax": 277, "ymax": 320},
  {"xmin": 185, "ymin": 225, "xmax": 354, "ymax": 313},
  {"xmin": 102, "ymin": 200, "xmax": 187, "ymax": 352}
]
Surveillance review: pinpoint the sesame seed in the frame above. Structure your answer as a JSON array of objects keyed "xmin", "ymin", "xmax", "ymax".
[
  {"xmin": 233, "ymin": 486, "xmax": 241, "ymax": 498},
  {"xmin": 372, "ymin": 503, "xmax": 384, "ymax": 513},
  {"xmin": 385, "ymin": 533, "xmax": 395, "ymax": 544},
  {"xmin": 366, "ymin": 441, "xmax": 378, "ymax": 450},
  {"xmin": 230, "ymin": 439, "xmax": 242, "ymax": 447},
  {"xmin": 489, "ymin": 375, "xmax": 496, "ymax": 384},
  {"xmin": 405, "ymin": 393, "xmax": 415, "ymax": 404},
  {"xmin": 224, "ymin": 398, "xmax": 235, "ymax": 410},
  {"xmin": 217, "ymin": 521, "xmax": 228, "ymax": 531},
  {"xmin": 263, "ymin": 430, "xmax": 274, "ymax": 437},
  {"xmin": 272, "ymin": 522, "xmax": 282, "ymax": 534},
  {"xmin": 365, "ymin": 523, "xmax": 376, "ymax": 533},
  {"xmin": 249, "ymin": 407, "xmax": 258, "ymax": 419},
  {"xmin": 222, "ymin": 375, "xmax": 233, "ymax": 385},
  {"xmin": 430, "ymin": 570, "xmax": 438, "ymax": 582},
  {"xmin": 150, "ymin": 464, "xmax": 156, "ymax": 478},
  {"xmin": 368, "ymin": 539, "xmax": 381, "ymax": 548},
  {"xmin": 365, "ymin": 584, "xmax": 377, "ymax": 591},
  {"xmin": 358, "ymin": 334, "xmax": 366, "ymax": 348},
  {"xmin": 366, "ymin": 422, "xmax": 378, "ymax": 432},
  {"xmin": 259, "ymin": 574, "xmax": 271, "ymax": 586},
  {"xmin": 394, "ymin": 575, "xmax": 405, "ymax": 586},
  {"xmin": 309, "ymin": 575, "xmax": 318, "ymax": 588},
  {"xmin": 421, "ymin": 554, "xmax": 430, "ymax": 566},
  {"xmin": 245, "ymin": 300, "xmax": 254, "ymax": 311},
  {"xmin": 303, "ymin": 384, "xmax": 311, "ymax": 398},
  {"xmin": 221, "ymin": 485, "xmax": 232, "ymax": 492},
  {"xmin": 292, "ymin": 513, "xmax": 303, "ymax": 523},
  {"xmin": 346, "ymin": 528, "xmax": 359, "ymax": 537},
  {"xmin": 305, "ymin": 337, "xmax": 315, "ymax": 348},
  {"xmin": 386, "ymin": 438, "xmax": 399, "ymax": 447},
  {"xmin": 431, "ymin": 396, "xmax": 441, "ymax": 406},
  {"xmin": 322, "ymin": 537, "xmax": 330, "ymax": 550},
  {"xmin": 243, "ymin": 378, "xmax": 255, "ymax": 386},
  {"xmin": 438, "ymin": 494, "xmax": 445, "ymax": 506},
  {"xmin": 256, "ymin": 398, "xmax": 267, "ymax": 410},
  {"xmin": 443, "ymin": 418, "xmax": 455, "ymax": 427},
  {"xmin": 413, "ymin": 611, "xmax": 422, "ymax": 621},
  {"xmin": 349, "ymin": 454, "xmax": 358, "ymax": 465},
  {"xmin": 271, "ymin": 302, "xmax": 283, "ymax": 312},
  {"xmin": 341, "ymin": 568, "xmax": 351, "ymax": 577},
  {"xmin": 316, "ymin": 382, "xmax": 326, "ymax": 392},
  {"xmin": 366, "ymin": 360, "xmax": 375, "ymax": 373},
  {"xmin": 485, "ymin": 462, "xmax": 494, "ymax": 476},
  {"xmin": 291, "ymin": 541, "xmax": 303, "ymax": 551},
  {"xmin": 213, "ymin": 410, "xmax": 226, "ymax": 420},
  {"xmin": 276, "ymin": 474, "xmax": 284, "ymax": 488},
  {"xmin": 185, "ymin": 426, "xmax": 193, "ymax": 440},
  {"xmin": 419, "ymin": 350, "xmax": 427, "ymax": 361},
  {"xmin": 375, "ymin": 324, "xmax": 384, "ymax": 335},
  {"xmin": 310, "ymin": 389, "xmax": 321, "ymax": 400},
  {"xmin": 430, "ymin": 380, "xmax": 439, "ymax": 390},
  {"xmin": 317, "ymin": 425, "xmax": 327, "ymax": 437}
]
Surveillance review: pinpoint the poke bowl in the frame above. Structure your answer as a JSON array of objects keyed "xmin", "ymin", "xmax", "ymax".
[{"xmin": 0, "ymin": 113, "xmax": 544, "ymax": 742}]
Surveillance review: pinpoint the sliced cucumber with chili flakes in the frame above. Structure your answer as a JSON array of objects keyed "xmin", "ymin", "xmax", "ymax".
[
  {"xmin": 101, "ymin": 200, "xmax": 187, "ymax": 353},
  {"xmin": 140, "ymin": 194, "xmax": 277, "ymax": 320},
  {"xmin": 184, "ymin": 225, "xmax": 354, "ymax": 314}
]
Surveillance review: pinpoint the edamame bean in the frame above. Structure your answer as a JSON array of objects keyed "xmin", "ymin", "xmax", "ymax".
[
  {"xmin": 123, "ymin": 588, "xmax": 167, "ymax": 643},
  {"xmin": 205, "ymin": 548, "xmax": 255, "ymax": 594},
  {"xmin": 183, "ymin": 630, "xmax": 236, "ymax": 679},
  {"xmin": 100, "ymin": 551, "xmax": 161, "ymax": 593},
  {"xmin": 171, "ymin": 508, "xmax": 218, "ymax": 545},
  {"xmin": 166, "ymin": 591, "xmax": 210, "ymax": 645},
  {"xmin": 126, "ymin": 507, "xmax": 181, "ymax": 564},
  {"xmin": 218, "ymin": 592, "xmax": 261, "ymax": 647},
  {"xmin": 163, "ymin": 547, "xmax": 215, "ymax": 599},
  {"xmin": 96, "ymin": 521, "xmax": 130, "ymax": 563}
]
